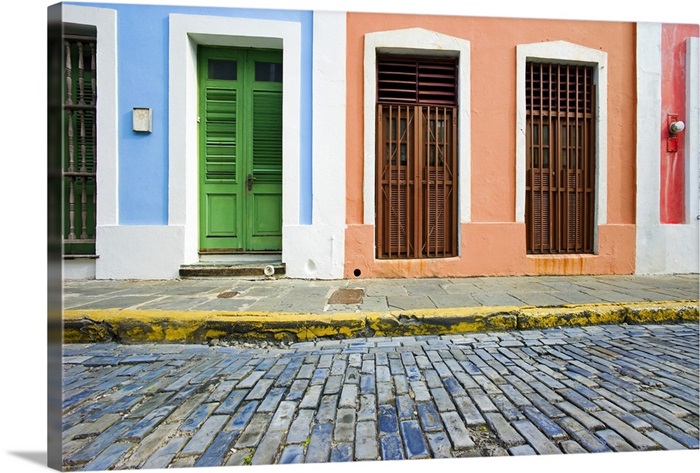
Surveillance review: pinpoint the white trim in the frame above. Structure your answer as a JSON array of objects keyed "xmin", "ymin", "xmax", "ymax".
[
  {"xmin": 515, "ymin": 41, "xmax": 608, "ymax": 240},
  {"xmin": 363, "ymin": 28, "xmax": 471, "ymax": 226},
  {"xmin": 168, "ymin": 14, "xmax": 302, "ymax": 266},
  {"xmin": 62, "ymin": 5, "xmax": 118, "ymax": 227},
  {"xmin": 635, "ymin": 24, "xmax": 699, "ymax": 274},
  {"xmin": 686, "ymin": 36, "xmax": 699, "ymax": 224}
]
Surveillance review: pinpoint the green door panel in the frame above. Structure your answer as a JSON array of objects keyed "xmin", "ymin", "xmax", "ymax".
[{"xmin": 198, "ymin": 46, "xmax": 282, "ymax": 251}]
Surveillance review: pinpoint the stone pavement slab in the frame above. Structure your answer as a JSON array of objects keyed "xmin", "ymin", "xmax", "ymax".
[
  {"xmin": 62, "ymin": 274, "xmax": 699, "ymax": 344},
  {"xmin": 62, "ymin": 323, "xmax": 699, "ymax": 469}
]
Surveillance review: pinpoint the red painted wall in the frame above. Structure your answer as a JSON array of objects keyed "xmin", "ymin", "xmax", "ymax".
[{"xmin": 660, "ymin": 23, "xmax": 699, "ymax": 223}]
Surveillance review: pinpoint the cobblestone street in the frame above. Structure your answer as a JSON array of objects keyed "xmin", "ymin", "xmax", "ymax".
[{"xmin": 62, "ymin": 323, "xmax": 699, "ymax": 470}]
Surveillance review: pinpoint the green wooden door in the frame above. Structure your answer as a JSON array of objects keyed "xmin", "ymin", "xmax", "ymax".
[{"xmin": 198, "ymin": 46, "xmax": 283, "ymax": 252}]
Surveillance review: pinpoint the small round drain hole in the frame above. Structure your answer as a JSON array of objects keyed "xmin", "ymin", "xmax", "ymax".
[
  {"xmin": 264, "ymin": 265, "xmax": 275, "ymax": 277},
  {"xmin": 353, "ymin": 268, "xmax": 362, "ymax": 277}
]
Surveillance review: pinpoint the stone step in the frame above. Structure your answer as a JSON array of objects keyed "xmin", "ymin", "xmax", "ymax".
[{"xmin": 179, "ymin": 262, "xmax": 285, "ymax": 278}]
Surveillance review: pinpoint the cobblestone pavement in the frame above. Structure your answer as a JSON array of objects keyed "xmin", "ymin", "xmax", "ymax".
[{"xmin": 62, "ymin": 323, "xmax": 699, "ymax": 470}]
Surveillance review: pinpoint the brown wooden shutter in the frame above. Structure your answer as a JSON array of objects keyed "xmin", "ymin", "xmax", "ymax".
[
  {"xmin": 376, "ymin": 56, "xmax": 458, "ymax": 259},
  {"xmin": 525, "ymin": 62, "xmax": 595, "ymax": 254}
]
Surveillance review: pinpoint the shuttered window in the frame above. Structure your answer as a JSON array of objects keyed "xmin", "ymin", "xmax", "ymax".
[
  {"xmin": 525, "ymin": 62, "xmax": 595, "ymax": 254},
  {"xmin": 63, "ymin": 28, "xmax": 97, "ymax": 255},
  {"xmin": 376, "ymin": 56, "xmax": 458, "ymax": 259}
]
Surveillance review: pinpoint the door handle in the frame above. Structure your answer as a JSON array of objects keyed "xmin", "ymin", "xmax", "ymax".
[{"xmin": 246, "ymin": 174, "xmax": 256, "ymax": 191}]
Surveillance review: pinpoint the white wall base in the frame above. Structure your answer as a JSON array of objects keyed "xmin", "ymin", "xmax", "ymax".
[
  {"xmin": 95, "ymin": 225, "xmax": 185, "ymax": 279},
  {"xmin": 63, "ymin": 259, "xmax": 97, "ymax": 280},
  {"xmin": 283, "ymin": 224, "xmax": 346, "ymax": 279}
]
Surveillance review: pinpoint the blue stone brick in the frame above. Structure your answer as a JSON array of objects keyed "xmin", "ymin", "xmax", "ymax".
[
  {"xmin": 66, "ymin": 419, "xmax": 137, "ymax": 464},
  {"xmin": 443, "ymin": 376, "xmax": 467, "ymax": 397},
  {"xmin": 400, "ymin": 420, "xmax": 429, "ymax": 458},
  {"xmin": 180, "ymin": 403, "xmax": 217, "ymax": 432},
  {"xmin": 405, "ymin": 364, "xmax": 421, "ymax": 381},
  {"xmin": 306, "ymin": 422, "xmax": 333, "ymax": 463},
  {"xmin": 416, "ymin": 401, "xmax": 443, "ymax": 432},
  {"xmin": 279, "ymin": 445, "xmax": 305, "ymax": 464},
  {"xmin": 215, "ymin": 390, "xmax": 247, "ymax": 415},
  {"xmin": 378, "ymin": 404, "xmax": 399, "ymax": 434},
  {"xmin": 360, "ymin": 374, "xmax": 376, "ymax": 394},
  {"xmin": 380, "ymin": 433, "xmax": 405, "ymax": 460},
  {"xmin": 195, "ymin": 431, "xmax": 237, "ymax": 467},
  {"xmin": 331, "ymin": 443, "xmax": 354, "ymax": 462},
  {"xmin": 226, "ymin": 401, "xmax": 259, "ymax": 431},
  {"xmin": 521, "ymin": 406, "xmax": 568, "ymax": 440},
  {"xmin": 81, "ymin": 441, "xmax": 133, "ymax": 471}
]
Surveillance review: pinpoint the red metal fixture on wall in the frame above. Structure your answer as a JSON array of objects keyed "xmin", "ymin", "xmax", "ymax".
[{"xmin": 666, "ymin": 113, "xmax": 683, "ymax": 152}]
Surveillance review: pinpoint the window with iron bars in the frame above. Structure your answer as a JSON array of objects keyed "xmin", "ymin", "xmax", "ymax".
[
  {"xmin": 525, "ymin": 61, "xmax": 595, "ymax": 254},
  {"xmin": 375, "ymin": 55, "xmax": 458, "ymax": 259},
  {"xmin": 63, "ymin": 25, "xmax": 97, "ymax": 256}
]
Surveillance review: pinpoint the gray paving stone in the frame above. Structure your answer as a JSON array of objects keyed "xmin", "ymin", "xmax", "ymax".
[
  {"xmin": 316, "ymin": 394, "xmax": 339, "ymax": 424},
  {"xmin": 122, "ymin": 405, "xmax": 175, "ymax": 441},
  {"xmin": 591, "ymin": 411, "xmax": 659, "ymax": 451},
  {"xmin": 467, "ymin": 388, "xmax": 498, "ymax": 413},
  {"xmin": 81, "ymin": 441, "xmax": 133, "ymax": 471},
  {"xmin": 559, "ymin": 440, "xmax": 588, "ymax": 454},
  {"xmin": 512, "ymin": 419, "xmax": 562, "ymax": 455},
  {"xmin": 556, "ymin": 417, "xmax": 611, "ymax": 453},
  {"xmin": 635, "ymin": 412, "xmax": 700, "ymax": 449},
  {"xmin": 180, "ymin": 414, "xmax": 230, "ymax": 457},
  {"xmin": 142, "ymin": 436, "xmax": 187, "ymax": 470},
  {"xmin": 635, "ymin": 400, "xmax": 699, "ymax": 435},
  {"xmin": 299, "ymin": 384, "xmax": 323, "ymax": 409},
  {"xmin": 251, "ymin": 430, "xmax": 285, "ymax": 465},
  {"xmin": 508, "ymin": 444, "xmax": 537, "ymax": 455},
  {"xmin": 453, "ymin": 395, "xmax": 486, "ymax": 426},
  {"xmin": 484, "ymin": 412, "xmax": 525, "ymax": 448},
  {"xmin": 425, "ymin": 431, "xmax": 453, "ymax": 458},
  {"xmin": 334, "ymin": 407, "xmax": 357, "ymax": 442},
  {"xmin": 355, "ymin": 421, "xmax": 379, "ymax": 460},
  {"xmin": 441, "ymin": 411, "xmax": 476, "ymax": 450},
  {"xmin": 286, "ymin": 409, "xmax": 315, "ymax": 444},
  {"xmin": 339, "ymin": 383, "xmax": 359, "ymax": 408},
  {"xmin": 233, "ymin": 412, "xmax": 272, "ymax": 449},
  {"xmin": 358, "ymin": 394, "xmax": 377, "ymax": 421},
  {"xmin": 556, "ymin": 401, "xmax": 605, "ymax": 431},
  {"xmin": 595, "ymin": 428, "xmax": 636, "ymax": 452},
  {"xmin": 645, "ymin": 429, "xmax": 687, "ymax": 450}
]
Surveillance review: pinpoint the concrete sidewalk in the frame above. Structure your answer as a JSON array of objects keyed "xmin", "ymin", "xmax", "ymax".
[{"xmin": 62, "ymin": 274, "xmax": 699, "ymax": 343}]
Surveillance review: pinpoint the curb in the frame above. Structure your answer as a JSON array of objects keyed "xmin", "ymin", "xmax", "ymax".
[{"xmin": 62, "ymin": 300, "xmax": 700, "ymax": 344}]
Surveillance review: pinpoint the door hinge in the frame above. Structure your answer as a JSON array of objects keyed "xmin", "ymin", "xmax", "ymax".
[{"xmin": 197, "ymin": 116, "xmax": 200, "ymax": 123}]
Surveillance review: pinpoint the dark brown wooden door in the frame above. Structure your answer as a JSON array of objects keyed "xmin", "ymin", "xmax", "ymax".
[
  {"xmin": 375, "ymin": 57, "xmax": 458, "ymax": 259},
  {"xmin": 525, "ymin": 62, "xmax": 595, "ymax": 254}
]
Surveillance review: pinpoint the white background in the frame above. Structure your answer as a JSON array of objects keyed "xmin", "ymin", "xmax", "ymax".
[{"xmin": 1, "ymin": 1, "xmax": 698, "ymax": 472}]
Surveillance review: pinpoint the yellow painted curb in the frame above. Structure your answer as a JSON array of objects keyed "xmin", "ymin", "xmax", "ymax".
[{"xmin": 62, "ymin": 300, "xmax": 699, "ymax": 344}]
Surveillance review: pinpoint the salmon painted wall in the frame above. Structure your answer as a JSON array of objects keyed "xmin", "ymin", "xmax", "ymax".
[
  {"xmin": 660, "ymin": 23, "xmax": 700, "ymax": 223},
  {"xmin": 345, "ymin": 13, "xmax": 637, "ymax": 278}
]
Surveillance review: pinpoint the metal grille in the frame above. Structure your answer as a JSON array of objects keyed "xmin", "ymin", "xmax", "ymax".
[
  {"xmin": 525, "ymin": 62, "xmax": 595, "ymax": 254},
  {"xmin": 376, "ymin": 56, "xmax": 458, "ymax": 259},
  {"xmin": 63, "ymin": 32, "xmax": 97, "ymax": 255}
]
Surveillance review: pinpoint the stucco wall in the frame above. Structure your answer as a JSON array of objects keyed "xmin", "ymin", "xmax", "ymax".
[{"xmin": 345, "ymin": 13, "xmax": 637, "ymax": 278}]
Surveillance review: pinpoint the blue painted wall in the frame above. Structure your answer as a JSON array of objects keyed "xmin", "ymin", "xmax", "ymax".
[{"xmin": 69, "ymin": 2, "xmax": 314, "ymax": 225}]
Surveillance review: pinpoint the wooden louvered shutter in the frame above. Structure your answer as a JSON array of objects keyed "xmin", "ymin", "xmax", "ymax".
[
  {"xmin": 525, "ymin": 62, "xmax": 595, "ymax": 254},
  {"xmin": 376, "ymin": 56, "xmax": 458, "ymax": 259},
  {"xmin": 252, "ymin": 90, "xmax": 282, "ymax": 183},
  {"xmin": 204, "ymin": 87, "xmax": 238, "ymax": 182}
]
